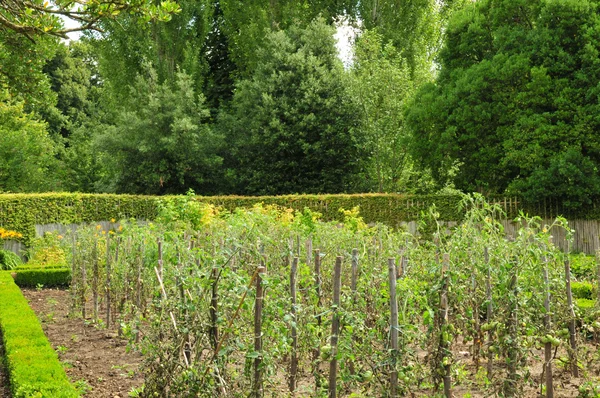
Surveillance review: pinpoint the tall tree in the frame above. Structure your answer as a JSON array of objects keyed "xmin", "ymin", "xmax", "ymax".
[
  {"xmin": 406, "ymin": 0, "xmax": 600, "ymax": 208},
  {"xmin": 348, "ymin": 30, "xmax": 419, "ymax": 193},
  {"xmin": 220, "ymin": 18, "xmax": 362, "ymax": 195},
  {"xmin": 94, "ymin": 67, "xmax": 222, "ymax": 194},
  {"xmin": 0, "ymin": 91, "xmax": 59, "ymax": 192}
]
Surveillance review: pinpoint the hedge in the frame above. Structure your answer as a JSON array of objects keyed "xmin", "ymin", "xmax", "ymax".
[
  {"xmin": 0, "ymin": 192, "xmax": 592, "ymax": 246},
  {"xmin": 11, "ymin": 268, "xmax": 71, "ymax": 288},
  {"xmin": 0, "ymin": 272, "xmax": 79, "ymax": 397}
]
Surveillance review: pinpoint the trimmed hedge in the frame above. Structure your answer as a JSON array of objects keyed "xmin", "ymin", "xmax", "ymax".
[
  {"xmin": 11, "ymin": 268, "xmax": 71, "ymax": 288},
  {"xmin": 0, "ymin": 272, "xmax": 79, "ymax": 397},
  {"xmin": 2, "ymin": 192, "xmax": 591, "ymax": 246},
  {"xmin": 0, "ymin": 193, "xmax": 526, "ymax": 245}
]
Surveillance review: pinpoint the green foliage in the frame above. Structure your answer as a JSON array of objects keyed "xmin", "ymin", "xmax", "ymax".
[
  {"xmin": 26, "ymin": 232, "xmax": 68, "ymax": 269},
  {"xmin": 95, "ymin": 67, "xmax": 223, "ymax": 194},
  {"xmin": 570, "ymin": 253, "xmax": 597, "ymax": 280},
  {"xmin": 348, "ymin": 30, "xmax": 426, "ymax": 193},
  {"xmin": 0, "ymin": 249, "xmax": 22, "ymax": 270},
  {"xmin": 406, "ymin": 0, "xmax": 600, "ymax": 209},
  {"xmin": 220, "ymin": 18, "xmax": 363, "ymax": 194},
  {"xmin": 0, "ymin": 193, "xmax": 158, "ymax": 244},
  {"xmin": 571, "ymin": 281, "xmax": 595, "ymax": 300},
  {"xmin": 0, "ymin": 272, "xmax": 79, "ymax": 397},
  {"xmin": 12, "ymin": 268, "xmax": 71, "ymax": 288},
  {"xmin": 0, "ymin": 92, "xmax": 60, "ymax": 192}
]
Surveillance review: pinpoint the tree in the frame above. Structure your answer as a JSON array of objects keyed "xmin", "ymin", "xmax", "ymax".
[
  {"xmin": 0, "ymin": 0, "xmax": 180, "ymax": 39},
  {"xmin": 0, "ymin": 91, "xmax": 59, "ymax": 192},
  {"xmin": 94, "ymin": 66, "xmax": 223, "ymax": 195},
  {"xmin": 220, "ymin": 19, "xmax": 362, "ymax": 195},
  {"xmin": 348, "ymin": 30, "xmax": 419, "ymax": 193},
  {"xmin": 406, "ymin": 0, "xmax": 600, "ymax": 209}
]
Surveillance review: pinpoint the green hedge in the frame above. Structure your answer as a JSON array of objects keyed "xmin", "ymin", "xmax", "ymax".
[
  {"xmin": 0, "ymin": 193, "xmax": 520, "ymax": 244},
  {"xmin": 11, "ymin": 268, "xmax": 71, "ymax": 288},
  {"xmin": 0, "ymin": 192, "xmax": 586, "ymax": 246},
  {"xmin": 0, "ymin": 272, "xmax": 79, "ymax": 397}
]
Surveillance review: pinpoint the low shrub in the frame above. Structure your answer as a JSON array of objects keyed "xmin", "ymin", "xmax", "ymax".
[
  {"xmin": 570, "ymin": 253, "xmax": 597, "ymax": 281},
  {"xmin": 572, "ymin": 281, "xmax": 595, "ymax": 300},
  {"xmin": 0, "ymin": 272, "xmax": 79, "ymax": 397},
  {"xmin": 11, "ymin": 268, "xmax": 71, "ymax": 288}
]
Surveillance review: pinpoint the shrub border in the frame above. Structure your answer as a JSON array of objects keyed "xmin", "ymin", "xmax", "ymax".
[
  {"xmin": 10, "ymin": 268, "xmax": 71, "ymax": 288},
  {"xmin": 0, "ymin": 271, "xmax": 79, "ymax": 397}
]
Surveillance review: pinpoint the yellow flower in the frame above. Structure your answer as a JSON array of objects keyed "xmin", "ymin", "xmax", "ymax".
[
  {"xmin": 118, "ymin": 225, "xmax": 123, "ymax": 232},
  {"xmin": 57, "ymin": 235, "xmax": 63, "ymax": 240},
  {"xmin": 96, "ymin": 224, "xmax": 102, "ymax": 230},
  {"xmin": 110, "ymin": 218, "xmax": 116, "ymax": 223}
]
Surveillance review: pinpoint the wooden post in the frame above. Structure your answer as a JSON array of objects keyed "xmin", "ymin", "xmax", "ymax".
[
  {"xmin": 388, "ymin": 258, "xmax": 399, "ymax": 398},
  {"xmin": 542, "ymin": 257, "xmax": 554, "ymax": 398},
  {"xmin": 314, "ymin": 249, "xmax": 323, "ymax": 392},
  {"xmin": 440, "ymin": 254, "xmax": 452, "ymax": 398},
  {"xmin": 306, "ymin": 237, "xmax": 312, "ymax": 266},
  {"xmin": 81, "ymin": 255, "xmax": 87, "ymax": 320},
  {"xmin": 106, "ymin": 233, "xmax": 111, "ymax": 328},
  {"xmin": 565, "ymin": 254, "xmax": 579, "ymax": 377},
  {"xmin": 351, "ymin": 248, "xmax": 359, "ymax": 298},
  {"xmin": 329, "ymin": 256, "xmax": 343, "ymax": 398},
  {"xmin": 252, "ymin": 265, "xmax": 266, "ymax": 398},
  {"xmin": 93, "ymin": 236, "xmax": 99, "ymax": 321},
  {"xmin": 71, "ymin": 233, "xmax": 77, "ymax": 314},
  {"xmin": 505, "ymin": 260, "xmax": 518, "ymax": 396},
  {"xmin": 485, "ymin": 247, "xmax": 493, "ymax": 380},
  {"xmin": 210, "ymin": 266, "xmax": 219, "ymax": 351},
  {"xmin": 157, "ymin": 238, "xmax": 163, "ymax": 280},
  {"xmin": 289, "ymin": 257, "xmax": 299, "ymax": 393}
]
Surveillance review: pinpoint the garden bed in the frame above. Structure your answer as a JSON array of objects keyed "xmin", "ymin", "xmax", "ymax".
[{"xmin": 21, "ymin": 288, "xmax": 143, "ymax": 398}]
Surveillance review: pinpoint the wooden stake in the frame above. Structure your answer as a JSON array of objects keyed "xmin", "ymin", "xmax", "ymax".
[
  {"xmin": 542, "ymin": 257, "xmax": 554, "ymax": 398},
  {"xmin": 313, "ymin": 248, "xmax": 323, "ymax": 392},
  {"xmin": 485, "ymin": 247, "xmax": 493, "ymax": 380},
  {"xmin": 106, "ymin": 233, "xmax": 111, "ymax": 328},
  {"xmin": 328, "ymin": 256, "xmax": 343, "ymax": 398},
  {"xmin": 93, "ymin": 236, "xmax": 99, "ymax": 321},
  {"xmin": 252, "ymin": 265, "xmax": 267, "ymax": 398},
  {"xmin": 565, "ymin": 254, "xmax": 579, "ymax": 377},
  {"xmin": 441, "ymin": 254, "xmax": 452, "ymax": 398},
  {"xmin": 81, "ymin": 255, "xmax": 87, "ymax": 320},
  {"xmin": 388, "ymin": 258, "xmax": 399, "ymax": 398},
  {"xmin": 289, "ymin": 257, "xmax": 299, "ymax": 393},
  {"xmin": 210, "ymin": 266, "xmax": 219, "ymax": 351},
  {"xmin": 157, "ymin": 238, "xmax": 163, "ymax": 280},
  {"xmin": 351, "ymin": 248, "xmax": 359, "ymax": 298}
]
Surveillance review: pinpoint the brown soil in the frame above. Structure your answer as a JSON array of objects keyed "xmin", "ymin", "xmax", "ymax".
[
  {"xmin": 21, "ymin": 288, "xmax": 143, "ymax": 398},
  {"xmin": 15, "ymin": 288, "xmax": 593, "ymax": 397},
  {"xmin": 0, "ymin": 330, "xmax": 10, "ymax": 398}
]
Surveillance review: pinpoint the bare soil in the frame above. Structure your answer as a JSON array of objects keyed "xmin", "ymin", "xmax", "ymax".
[
  {"xmin": 16, "ymin": 287, "xmax": 593, "ymax": 397},
  {"xmin": 21, "ymin": 288, "xmax": 143, "ymax": 398}
]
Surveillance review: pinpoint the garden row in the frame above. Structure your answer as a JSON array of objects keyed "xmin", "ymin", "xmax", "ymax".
[
  {"xmin": 3, "ymin": 194, "xmax": 600, "ymax": 397},
  {"xmin": 54, "ymin": 195, "xmax": 600, "ymax": 397}
]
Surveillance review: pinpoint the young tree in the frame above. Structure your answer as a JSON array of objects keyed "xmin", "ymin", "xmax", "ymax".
[
  {"xmin": 406, "ymin": 0, "xmax": 600, "ymax": 208},
  {"xmin": 220, "ymin": 19, "xmax": 363, "ymax": 195},
  {"xmin": 348, "ymin": 30, "xmax": 420, "ymax": 193}
]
